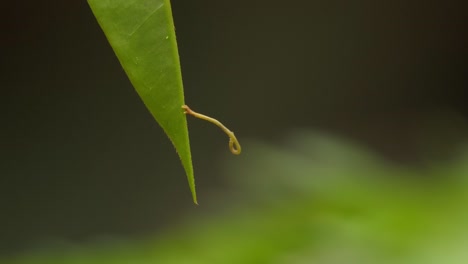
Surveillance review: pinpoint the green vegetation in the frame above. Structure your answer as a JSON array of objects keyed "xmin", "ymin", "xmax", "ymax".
[
  {"xmin": 88, "ymin": 0, "xmax": 196, "ymax": 203},
  {"xmin": 6, "ymin": 1, "xmax": 464, "ymax": 263},
  {"xmin": 3, "ymin": 132, "xmax": 468, "ymax": 263}
]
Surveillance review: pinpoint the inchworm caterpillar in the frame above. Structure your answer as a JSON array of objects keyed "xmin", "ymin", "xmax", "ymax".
[{"xmin": 182, "ymin": 105, "xmax": 241, "ymax": 155}]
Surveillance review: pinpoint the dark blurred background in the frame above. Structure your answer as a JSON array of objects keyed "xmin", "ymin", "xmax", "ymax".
[{"xmin": 1, "ymin": 0, "xmax": 467, "ymax": 256}]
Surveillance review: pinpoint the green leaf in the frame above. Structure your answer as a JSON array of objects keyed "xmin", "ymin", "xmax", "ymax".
[{"xmin": 87, "ymin": 0, "xmax": 196, "ymax": 204}]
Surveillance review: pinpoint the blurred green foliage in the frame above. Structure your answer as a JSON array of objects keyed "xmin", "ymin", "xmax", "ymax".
[{"xmin": 4, "ymin": 131, "xmax": 468, "ymax": 264}]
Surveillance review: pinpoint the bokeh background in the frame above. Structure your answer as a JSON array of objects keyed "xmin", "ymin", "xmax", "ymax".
[{"xmin": 2, "ymin": 0, "xmax": 468, "ymax": 262}]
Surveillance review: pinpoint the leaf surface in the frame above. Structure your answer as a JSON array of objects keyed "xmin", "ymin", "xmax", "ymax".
[{"xmin": 88, "ymin": 0, "xmax": 196, "ymax": 203}]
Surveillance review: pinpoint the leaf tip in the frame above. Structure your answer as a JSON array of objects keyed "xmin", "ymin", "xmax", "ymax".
[{"xmin": 191, "ymin": 190, "xmax": 198, "ymax": 205}]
